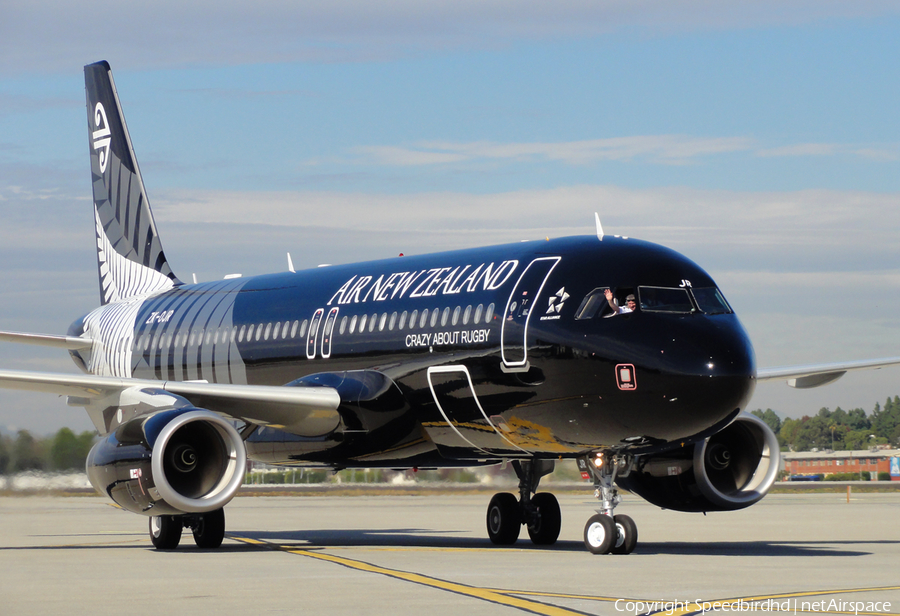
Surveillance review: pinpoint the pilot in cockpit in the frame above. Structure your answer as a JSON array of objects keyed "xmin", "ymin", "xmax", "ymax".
[{"xmin": 604, "ymin": 288, "xmax": 637, "ymax": 315}]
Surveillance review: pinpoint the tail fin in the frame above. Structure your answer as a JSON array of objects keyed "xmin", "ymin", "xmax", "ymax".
[{"xmin": 84, "ymin": 61, "xmax": 180, "ymax": 305}]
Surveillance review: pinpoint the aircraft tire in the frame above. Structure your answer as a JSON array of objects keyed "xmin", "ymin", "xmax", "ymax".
[
  {"xmin": 610, "ymin": 514, "xmax": 638, "ymax": 554},
  {"xmin": 192, "ymin": 508, "xmax": 226, "ymax": 549},
  {"xmin": 486, "ymin": 492, "xmax": 520, "ymax": 545},
  {"xmin": 583, "ymin": 513, "xmax": 616, "ymax": 554},
  {"xmin": 149, "ymin": 515, "xmax": 182, "ymax": 550},
  {"xmin": 527, "ymin": 492, "xmax": 561, "ymax": 545}
]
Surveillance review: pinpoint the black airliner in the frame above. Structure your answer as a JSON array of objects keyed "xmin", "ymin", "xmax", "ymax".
[{"xmin": 2, "ymin": 62, "xmax": 898, "ymax": 554}]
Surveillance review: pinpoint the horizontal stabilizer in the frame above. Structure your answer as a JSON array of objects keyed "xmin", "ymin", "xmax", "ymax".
[
  {"xmin": 757, "ymin": 356, "xmax": 900, "ymax": 388},
  {"xmin": 0, "ymin": 330, "xmax": 93, "ymax": 350}
]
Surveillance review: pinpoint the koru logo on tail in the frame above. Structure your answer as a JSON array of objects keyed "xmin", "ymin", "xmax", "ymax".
[{"xmin": 92, "ymin": 102, "xmax": 112, "ymax": 173}]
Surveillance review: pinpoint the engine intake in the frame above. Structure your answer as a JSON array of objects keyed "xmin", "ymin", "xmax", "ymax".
[
  {"xmin": 87, "ymin": 408, "xmax": 246, "ymax": 515},
  {"xmin": 616, "ymin": 413, "xmax": 781, "ymax": 512}
]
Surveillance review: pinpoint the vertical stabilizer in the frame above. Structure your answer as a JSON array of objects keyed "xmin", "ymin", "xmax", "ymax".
[{"xmin": 84, "ymin": 61, "xmax": 180, "ymax": 305}]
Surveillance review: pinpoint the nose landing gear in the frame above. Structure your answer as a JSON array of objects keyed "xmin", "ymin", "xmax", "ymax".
[
  {"xmin": 486, "ymin": 459, "xmax": 561, "ymax": 546},
  {"xmin": 578, "ymin": 451, "xmax": 638, "ymax": 555}
]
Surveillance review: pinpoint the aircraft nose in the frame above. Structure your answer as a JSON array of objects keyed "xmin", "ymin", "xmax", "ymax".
[
  {"xmin": 605, "ymin": 314, "xmax": 757, "ymax": 441},
  {"xmin": 659, "ymin": 314, "xmax": 757, "ymax": 434}
]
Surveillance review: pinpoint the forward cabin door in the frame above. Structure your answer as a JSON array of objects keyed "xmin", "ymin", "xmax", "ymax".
[{"xmin": 500, "ymin": 256, "xmax": 561, "ymax": 370}]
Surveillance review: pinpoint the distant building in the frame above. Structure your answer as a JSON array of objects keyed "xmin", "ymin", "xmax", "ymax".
[{"xmin": 783, "ymin": 448, "xmax": 900, "ymax": 480}]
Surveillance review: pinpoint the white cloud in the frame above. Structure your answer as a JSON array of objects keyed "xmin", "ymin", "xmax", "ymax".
[
  {"xmin": 150, "ymin": 184, "xmax": 900, "ymax": 274},
  {"xmin": 350, "ymin": 136, "xmax": 756, "ymax": 166},
  {"xmin": 756, "ymin": 143, "xmax": 899, "ymax": 161},
  {"xmin": 3, "ymin": 1, "xmax": 898, "ymax": 74},
  {"xmin": 328, "ymin": 136, "xmax": 900, "ymax": 169}
]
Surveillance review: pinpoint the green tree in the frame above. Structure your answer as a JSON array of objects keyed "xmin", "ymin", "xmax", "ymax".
[
  {"xmin": 871, "ymin": 396, "xmax": 900, "ymax": 446},
  {"xmin": 751, "ymin": 408, "xmax": 782, "ymax": 434},
  {"xmin": 845, "ymin": 408, "xmax": 870, "ymax": 431},
  {"xmin": 12, "ymin": 430, "xmax": 44, "ymax": 472},
  {"xmin": 0, "ymin": 433, "xmax": 10, "ymax": 474},
  {"xmin": 779, "ymin": 417, "xmax": 802, "ymax": 450},
  {"xmin": 844, "ymin": 430, "xmax": 871, "ymax": 451}
]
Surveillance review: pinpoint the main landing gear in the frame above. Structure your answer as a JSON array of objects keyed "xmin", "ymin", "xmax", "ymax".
[
  {"xmin": 486, "ymin": 459, "xmax": 561, "ymax": 546},
  {"xmin": 149, "ymin": 508, "xmax": 226, "ymax": 550},
  {"xmin": 578, "ymin": 451, "xmax": 638, "ymax": 555}
]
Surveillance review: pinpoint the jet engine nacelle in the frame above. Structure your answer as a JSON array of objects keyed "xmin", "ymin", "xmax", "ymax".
[
  {"xmin": 616, "ymin": 413, "xmax": 781, "ymax": 512},
  {"xmin": 86, "ymin": 408, "xmax": 246, "ymax": 515}
]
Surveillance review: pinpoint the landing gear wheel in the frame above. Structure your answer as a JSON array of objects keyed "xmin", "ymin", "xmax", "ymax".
[
  {"xmin": 527, "ymin": 492, "xmax": 561, "ymax": 545},
  {"xmin": 487, "ymin": 492, "xmax": 520, "ymax": 545},
  {"xmin": 610, "ymin": 514, "xmax": 638, "ymax": 554},
  {"xmin": 583, "ymin": 514, "xmax": 616, "ymax": 554},
  {"xmin": 149, "ymin": 515, "xmax": 182, "ymax": 550},
  {"xmin": 192, "ymin": 508, "xmax": 226, "ymax": 549}
]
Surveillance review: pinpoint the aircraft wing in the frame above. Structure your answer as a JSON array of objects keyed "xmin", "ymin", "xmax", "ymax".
[
  {"xmin": 757, "ymin": 356, "xmax": 900, "ymax": 389},
  {"xmin": 0, "ymin": 369, "xmax": 341, "ymax": 436},
  {"xmin": 0, "ymin": 330, "xmax": 93, "ymax": 350}
]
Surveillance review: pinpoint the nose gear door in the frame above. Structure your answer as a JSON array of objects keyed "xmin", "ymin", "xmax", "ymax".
[{"xmin": 500, "ymin": 256, "xmax": 561, "ymax": 370}]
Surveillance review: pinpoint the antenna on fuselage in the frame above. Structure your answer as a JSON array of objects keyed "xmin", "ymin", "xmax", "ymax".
[
  {"xmin": 287, "ymin": 252, "xmax": 295, "ymax": 273},
  {"xmin": 595, "ymin": 213, "xmax": 604, "ymax": 241}
]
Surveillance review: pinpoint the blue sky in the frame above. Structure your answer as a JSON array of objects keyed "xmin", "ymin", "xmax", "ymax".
[{"xmin": 1, "ymin": 2, "xmax": 900, "ymax": 433}]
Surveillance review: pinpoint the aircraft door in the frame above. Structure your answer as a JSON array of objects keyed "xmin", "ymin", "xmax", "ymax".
[
  {"xmin": 500, "ymin": 256, "xmax": 561, "ymax": 369},
  {"xmin": 306, "ymin": 308, "xmax": 324, "ymax": 359},
  {"xmin": 320, "ymin": 307, "xmax": 339, "ymax": 359},
  {"xmin": 425, "ymin": 365, "xmax": 529, "ymax": 457}
]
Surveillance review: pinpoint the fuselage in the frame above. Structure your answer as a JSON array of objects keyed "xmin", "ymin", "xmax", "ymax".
[{"xmin": 69, "ymin": 235, "xmax": 756, "ymax": 467}]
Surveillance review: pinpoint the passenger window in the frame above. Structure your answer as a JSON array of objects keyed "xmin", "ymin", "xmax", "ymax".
[
  {"xmin": 239, "ymin": 325, "xmax": 246, "ymax": 342},
  {"xmin": 452, "ymin": 306, "xmax": 460, "ymax": 326},
  {"xmin": 409, "ymin": 310, "xmax": 418, "ymax": 329},
  {"xmin": 299, "ymin": 319, "xmax": 309, "ymax": 337},
  {"xmin": 430, "ymin": 308, "xmax": 440, "ymax": 328},
  {"xmin": 368, "ymin": 313, "xmax": 377, "ymax": 332},
  {"xmin": 389, "ymin": 312, "xmax": 398, "ymax": 331},
  {"xmin": 399, "ymin": 311, "xmax": 408, "ymax": 330},
  {"xmin": 419, "ymin": 309, "xmax": 429, "ymax": 328},
  {"xmin": 349, "ymin": 315, "xmax": 357, "ymax": 333},
  {"xmin": 441, "ymin": 307, "xmax": 450, "ymax": 327},
  {"xmin": 256, "ymin": 324, "xmax": 264, "ymax": 341},
  {"xmin": 358, "ymin": 314, "xmax": 368, "ymax": 332},
  {"xmin": 485, "ymin": 303, "xmax": 495, "ymax": 322},
  {"xmin": 379, "ymin": 313, "xmax": 387, "ymax": 332},
  {"xmin": 463, "ymin": 305, "xmax": 472, "ymax": 325},
  {"xmin": 264, "ymin": 323, "xmax": 272, "ymax": 340},
  {"xmin": 290, "ymin": 320, "xmax": 299, "ymax": 338},
  {"xmin": 474, "ymin": 304, "xmax": 483, "ymax": 324},
  {"xmin": 339, "ymin": 316, "xmax": 348, "ymax": 335}
]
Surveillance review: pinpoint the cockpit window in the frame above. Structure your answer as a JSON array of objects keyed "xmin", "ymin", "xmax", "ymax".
[
  {"xmin": 691, "ymin": 287, "xmax": 733, "ymax": 314},
  {"xmin": 574, "ymin": 288, "xmax": 609, "ymax": 320},
  {"xmin": 637, "ymin": 286, "xmax": 693, "ymax": 313}
]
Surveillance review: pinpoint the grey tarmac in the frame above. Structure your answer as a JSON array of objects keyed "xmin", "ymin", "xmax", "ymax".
[{"xmin": 1, "ymin": 492, "xmax": 898, "ymax": 616}]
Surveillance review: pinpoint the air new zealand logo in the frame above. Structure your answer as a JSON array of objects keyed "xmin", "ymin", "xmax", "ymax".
[{"xmin": 92, "ymin": 102, "xmax": 112, "ymax": 174}]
